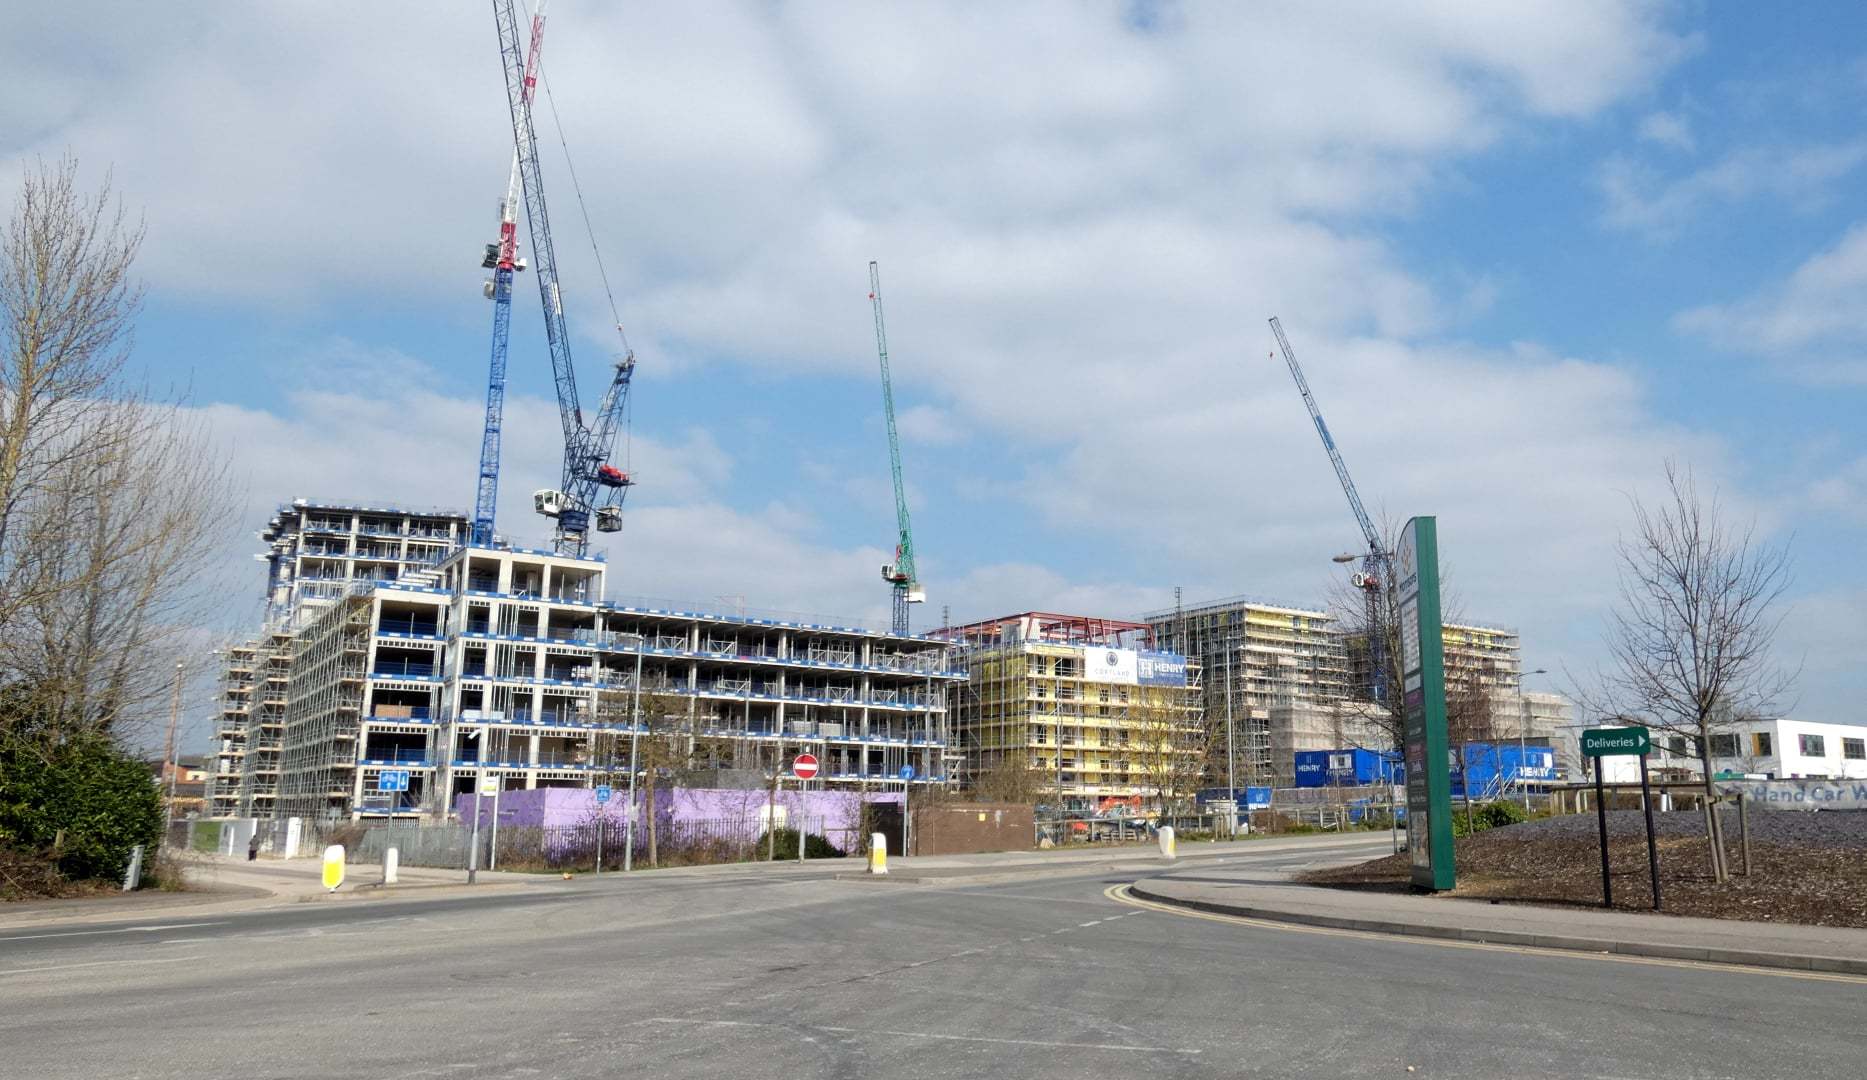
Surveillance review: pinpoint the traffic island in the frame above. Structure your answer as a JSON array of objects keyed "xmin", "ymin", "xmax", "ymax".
[{"xmin": 1297, "ymin": 811, "xmax": 1867, "ymax": 929}]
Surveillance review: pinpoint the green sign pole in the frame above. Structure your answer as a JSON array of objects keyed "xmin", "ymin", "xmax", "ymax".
[{"xmin": 1399, "ymin": 516, "xmax": 1454, "ymax": 892}]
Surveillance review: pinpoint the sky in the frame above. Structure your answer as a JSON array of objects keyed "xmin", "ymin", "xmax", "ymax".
[{"xmin": 8, "ymin": 1, "xmax": 1864, "ymax": 748}]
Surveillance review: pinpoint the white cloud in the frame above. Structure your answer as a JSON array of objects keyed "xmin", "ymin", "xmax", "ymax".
[
  {"xmin": 894, "ymin": 405, "xmax": 966, "ymax": 446},
  {"xmin": 30, "ymin": 3, "xmax": 1831, "ymax": 727},
  {"xmin": 1598, "ymin": 141, "xmax": 1867, "ymax": 236},
  {"xmin": 1636, "ymin": 110, "xmax": 1695, "ymax": 152},
  {"xmin": 1675, "ymin": 222, "xmax": 1867, "ymax": 382}
]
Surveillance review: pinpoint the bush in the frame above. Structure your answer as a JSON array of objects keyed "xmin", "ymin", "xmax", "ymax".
[
  {"xmin": 1452, "ymin": 800, "xmax": 1531, "ymax": 838},
  {"xmin": 0, "ymin": 733, "xmax": 164, "ymax": 886},
  {"xmin": 756, "ymin": 827, "xmax": 842, "ymax": 860}
]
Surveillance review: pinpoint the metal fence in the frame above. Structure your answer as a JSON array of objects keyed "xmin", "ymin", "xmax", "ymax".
[{"xmin": 319, "ymin": 816, "xmax": 868, "ymax": 873}]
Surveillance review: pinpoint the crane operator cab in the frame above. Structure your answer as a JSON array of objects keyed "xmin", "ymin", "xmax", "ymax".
[{"xmin": 533, "ymin": 489, "xmax": 568, "ymax": 517}]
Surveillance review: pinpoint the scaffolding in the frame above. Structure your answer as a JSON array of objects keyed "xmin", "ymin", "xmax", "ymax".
[
  {"xmin": 279, "ymin": 594, "xmax": 374, "ymax": 819},
  {"xmin": 949, "ymin": 615, "xmax": 1202, "ymax": 812},
  {"xmin": 1145, "ymin": 595, "xmax": 1351, "ymax": 785}
]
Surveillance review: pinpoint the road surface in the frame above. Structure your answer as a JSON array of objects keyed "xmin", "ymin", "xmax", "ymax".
[{"xmin": 3, "ymin": 837, "xmax": 1860, "ymax": 1079}]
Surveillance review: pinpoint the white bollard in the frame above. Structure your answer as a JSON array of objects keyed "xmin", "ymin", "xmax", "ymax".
[
  {"xmin": 383, "ymin": 846, "xmax": 400, "ymax": 886},
  {"xmin": 1157, "ymin": 825, "xmax": 1176, "ymax": 861},
  {"xmin": 869, "ymin": 832, "xmax": 889, "ymax": 875}
]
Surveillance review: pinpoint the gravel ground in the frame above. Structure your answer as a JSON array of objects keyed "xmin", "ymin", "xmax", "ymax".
[
  {"xmin": 1504, "ymin": 807, "xmax": 1867, "ymax": 848},
  {"xmin": 1300, "ymin": 810, "xmax": 1867, "ymax": 927}
]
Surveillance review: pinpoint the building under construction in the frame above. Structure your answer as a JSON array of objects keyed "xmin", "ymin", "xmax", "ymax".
[
  {"xmin": 1147, "ymin": 595, "xmax": 1352, "ymax": 786},
  {"xmin": 207, "ymin": 501, "xmax": 473, "ymax": 818},
  {"xmin": 210, "ymin": 498, "xmax": 962, "ymax": 821},
  {"xmin": 943, "ymin": 613, "xmax": 1203, "ymax": 812}
]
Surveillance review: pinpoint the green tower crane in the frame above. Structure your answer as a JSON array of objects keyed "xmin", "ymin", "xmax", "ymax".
[{"xmin": 868, "ymin": 260, "xmax": 924, "ymax": 635}]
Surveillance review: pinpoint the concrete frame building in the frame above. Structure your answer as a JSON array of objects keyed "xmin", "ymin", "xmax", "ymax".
[
  {"xmin": 1146, "ymin": 595, "xmax": 1351, "ymax": 785},
  {"xmin": 183, "ymin": 498, "xmax": 961, "ymax": 821},
  {"xmin": 268, "ymin": 542, "xmax": 960, "ymax": 819},
  {"xmin": 207, "ymin": 501, "xmax": 470, "ymax": 818},
  {"xmin": 944, "ymin": 613, "xmax": 1202, "ymax": 812}
]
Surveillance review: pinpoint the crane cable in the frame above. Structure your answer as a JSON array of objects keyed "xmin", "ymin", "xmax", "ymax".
[{"xmin": 537, "ymin": 67, "xmax": 633, "ymax": 472}]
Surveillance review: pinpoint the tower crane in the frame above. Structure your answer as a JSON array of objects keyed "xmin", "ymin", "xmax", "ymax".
[
  {"xmin": 469, "ymin": 10, "xmax": 543, "ymax": 548},
  {"xmin": 868, "ymin": 261, "xmax": 924, "ymax": 635},
  {"xmin": 491, "ymin": 0, "xmax": 636, "ymax": 557},
  {"xmin": 1268, "ymin": 316, "xmax": 1390, "ymax": 703}
]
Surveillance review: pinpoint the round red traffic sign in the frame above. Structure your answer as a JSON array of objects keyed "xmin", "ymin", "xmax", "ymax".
[{"xmin": 792, "ymin": 753, "xmax": 819, "ymax": 780}]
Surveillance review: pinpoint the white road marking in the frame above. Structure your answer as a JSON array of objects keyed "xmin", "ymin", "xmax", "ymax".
[
  {"xmin": 0, "ymin": 953, "xmax": 205, "ymax": 978},
  {"xmin": 643, "ymin": 1016, "xmax": 1200, "ymax": 1055},
  {"xmin": 1078, "ymin": 920, "xmax": 1101, "ymax": 927},
  {"xmin": 0, "ymin": 920, "xmax": 229, "ymax": 943}
]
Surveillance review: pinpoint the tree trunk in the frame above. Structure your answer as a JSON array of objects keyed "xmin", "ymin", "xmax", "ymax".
[
  {"xmin": 645, "ymin": 780, "xmax": 659, "ymax": 869},
  {"xmin": 1697, "ymin": 738, "xmax": 1726, "ymax": 882}
]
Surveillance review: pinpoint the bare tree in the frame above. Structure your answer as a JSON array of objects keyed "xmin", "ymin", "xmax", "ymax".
[
  {"xmin": 1129, "ymin": 688, "xmax": 1203, "ymax": 823},
  {"xmin": 1596, "ymin": 461, "xmax": 1794, "ymax": 882},
  {"xmin": 966, "ymin": 749, "xmax": 1048, "ymax": 805},
  {"xmin": 0, "ymin": 158, "xmax": 233, "ymax": 747}
]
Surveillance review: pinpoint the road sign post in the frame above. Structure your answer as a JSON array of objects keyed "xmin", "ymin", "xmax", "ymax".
[
  {"xmin": 594, "ymin": 785, "xmax": 612, "ymax": 874},
  {"xmin": 1398, "ymin": 517, "xmax": 1455, "ymax": 891},
  {"xmin": 1581, "ymin": 725, "xmax": 1658, "ymax": 909}
]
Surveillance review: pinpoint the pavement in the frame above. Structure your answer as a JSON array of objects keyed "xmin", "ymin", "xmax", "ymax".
[
  {"xmin": 4, "ymin": 830, "xmax": 1865, "ymax": 1079},
  {"xmin": 1131, "ymin": 850, "xmax": 1867, "ymax": 976}
]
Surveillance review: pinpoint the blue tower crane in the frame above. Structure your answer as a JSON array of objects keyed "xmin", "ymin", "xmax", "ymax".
[
  {"xmin": 1269, "ymin": 316, "xmax": 1391, "ymax": 703},
  {"xmin": 491, "ymin": 0, "xmax": 636, "ymax": 557},
  {"xmin": 470, "ymin": 139, "xmax": 535, "ymax": 546}
]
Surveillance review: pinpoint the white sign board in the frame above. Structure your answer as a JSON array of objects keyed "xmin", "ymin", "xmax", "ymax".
[
  {"xmin": 479, "ymin": 774, "xmax": 500, "ymax": 797},
  {"xmin": 1083, "ymin": 647, "xmax": 1137, "ymax": 685},
  {"xmin": 1717, "ymin": 779, "xmax": 1867, "ymax": 810}
]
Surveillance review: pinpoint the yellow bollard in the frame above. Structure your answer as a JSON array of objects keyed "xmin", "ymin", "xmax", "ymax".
[{"xmin": 322, "ymin": 844, "xmax": 346, "ymax": 892}]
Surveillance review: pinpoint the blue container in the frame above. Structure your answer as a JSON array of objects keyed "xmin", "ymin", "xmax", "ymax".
[{"xmin": 1295, "ymin": 748, "xmax": 1401, "ymax": 787}]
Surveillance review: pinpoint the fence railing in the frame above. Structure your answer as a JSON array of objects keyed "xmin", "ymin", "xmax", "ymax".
[{"xmin": 322, "ymin": 815, "xmax": 868, "ymax": 873}]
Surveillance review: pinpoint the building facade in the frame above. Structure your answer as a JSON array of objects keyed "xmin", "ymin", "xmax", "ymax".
[
  {"xmin": 945, "ymin": 613, "xmax": 1203, "ymax": 812},
  {"xmin": 264, "ymin": 540, "xmax": 961, "ymax": 820},
  {"xmin": 1147, "ymin": 595, "xmax": 1351, "ymax": 785}
]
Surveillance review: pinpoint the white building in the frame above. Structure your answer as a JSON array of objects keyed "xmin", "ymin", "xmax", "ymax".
[{"xmin": 1589, "ymin": 717, "xmax": 1867, "ymax": 782}]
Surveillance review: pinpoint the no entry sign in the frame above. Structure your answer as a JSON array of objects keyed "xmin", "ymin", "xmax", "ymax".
[{"xmin": 792, "ymin": 753, "xmax": 819, "ymax": 781}]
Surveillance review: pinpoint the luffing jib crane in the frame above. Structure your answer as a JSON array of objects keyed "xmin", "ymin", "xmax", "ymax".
[
  {"xmin": 469, "ymin": 8, "xmax": 543, "ymax": 548},
  {"xmin": 492, "ymin": 0, "xmax": 636, "ymax": 557},
  {"xmin": 1268, "ymin": 315, "xmax": 1391, "ymax": 703},
  {"xmin": 869, "ymin": 261, "xmax": 925, "ymax": 635}
]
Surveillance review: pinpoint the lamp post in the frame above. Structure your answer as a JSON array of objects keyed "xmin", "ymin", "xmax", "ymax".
[
  {"xmin": 621, "ymin": 632, "xmax": 646, "ymax": 872},
  {"xmin": 1519, "ymin": 668, "xmax": 1549, "ymax": 807},
  {"xmin": 158, "ymin": 659, "xmax": 186, "ymax": 849}
]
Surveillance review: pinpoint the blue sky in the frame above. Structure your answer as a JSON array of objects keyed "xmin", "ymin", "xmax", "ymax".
[{"xmin": 9, "ymin": 2, "xmax": 1864, "ymax": 744}]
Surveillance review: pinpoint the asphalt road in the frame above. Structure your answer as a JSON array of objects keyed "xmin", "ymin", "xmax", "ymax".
[{"xmin": 4, "ymin": 837, "xmax": 1862, "ymax": 1079}]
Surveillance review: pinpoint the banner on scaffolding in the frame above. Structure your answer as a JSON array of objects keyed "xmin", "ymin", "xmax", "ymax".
[{"xmin": 1081, "ymin": 647, "xmax": 1187, "ymax": 687}]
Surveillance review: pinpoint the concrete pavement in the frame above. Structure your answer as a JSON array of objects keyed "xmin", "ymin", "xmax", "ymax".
[
  {"xmin": 1132, "ymin": 853, "xmax": 1867, "ymax": 976},
  {"xmin": 3, "ymin": 832, "xmax": 1862, "ymax": 1079}
]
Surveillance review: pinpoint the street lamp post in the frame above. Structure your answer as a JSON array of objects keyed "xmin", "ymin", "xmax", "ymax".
[
  {"xmin": 1519, "ymin": 668, "xmax": 1549, "ymax": 807},
  {"xmin": 158, "ymin": 660, "xmax": 185, "ymax": 849},
  {"xmin": 622, "ymin": 633, "xmax": 646, "ymax": 872},
  {"xmin": 1224, "ymin": 632, "xmax": 1237, "ymax": 835}
]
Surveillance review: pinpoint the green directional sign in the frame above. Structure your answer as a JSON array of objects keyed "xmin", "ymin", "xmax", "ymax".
[
  {"xmin": 1398, "ymin": 516, "xmax": 1454, "ymax": 893},
  {"xmin": 1581, "ymin": 726, "xmax": 1651, "ymax": 758}
]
